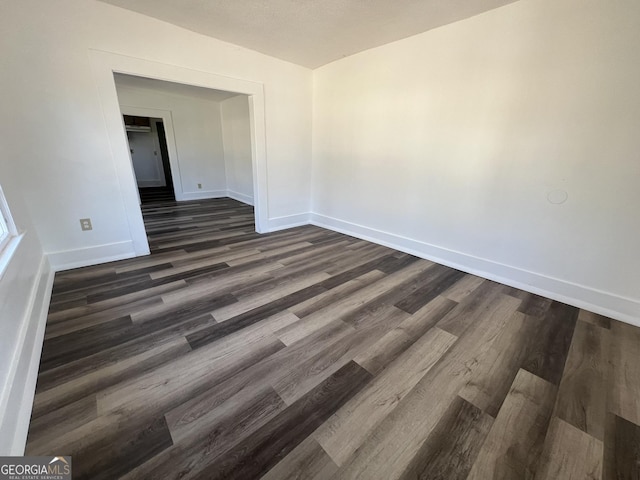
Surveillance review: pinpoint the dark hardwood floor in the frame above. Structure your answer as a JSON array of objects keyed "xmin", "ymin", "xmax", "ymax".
[
  {"xmin": 139, "ymin": 186, "xmax": 175, "ymax": 204},
  {"xmin": 26, "ymin": 198, "xmax": 639, "ymax": 479}
]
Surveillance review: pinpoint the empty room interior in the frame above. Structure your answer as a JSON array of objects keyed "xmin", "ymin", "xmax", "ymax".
[{"xmin": 0, "ymin": 0, "xmax": 639, "ymax": 478}]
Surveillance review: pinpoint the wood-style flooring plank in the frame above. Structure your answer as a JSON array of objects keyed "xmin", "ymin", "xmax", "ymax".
[
  {"xmin": 212, "ymin": 271, "xmax": 330, "ymax": 322},
  {"xmin": 31, "ymin": 336, "xmax": 192, "ymax": 420},
  {"xmin": 27, "ymin": 198, "xmax": 633, "ymax": 479},
  {"xmin": 290, "ymin": 270, "xmax": 386, "ymax": 318},
  {"xmin": 26, "ymin": 396, "xmax": 97, "ymax": 454},
  {"xmin": 578, "ymin": 309, "xmax": 611, "ymax": 329},
  {"xmin": 272, "ymin": 305, "xmax": 409, "ymax": 405},
  {"xmin": 502, "ymin": 286, "xmax": 554, "ymax": 318},
  {"xmin": 609, "ymin": 319, "xmax": 640, "ymax": 425},
  {"xmin": 333, "ymin": 293, "xmax": 520, "ymax": 479},
  {"xmin": 398, "ymin": 395, "xmax": 493, "ymax": 480},
  {"xmin": 393, "ymin": 265, "xmax": 465, "ymax": 314},
  {"xmin": 520, "ymin": 301, "xmax": 579, "ymax": 386},
  {"xmin": 441, "ymin": 273, "xmax": 485, "ymax": 303},
  {"xmin": 76, "ymin": 416, "xmax": 174, "ymax": 480},
  {"xmin": 320, "ymin": 249, "xmax": 395, "ymax": 279},
  {"xmin": 466, "ymin": 369, "xmax": 557, "ymax": 480},
  {"xmin": 603, "ymin": 413, "xmax": 640, "ymax": 480},
  {"xmin": 45, "ymin": 282, "xmax": 187, "ymax": 339},
  {"xmin": 275, "ymin": 259, "xmax": 434, "ymax": 345},
  {"xmin": 535, "ymin": 417, "xmax": 603, "ymax": 480},
  {"xmin": 316, "ymin": 326, "xmax": 457, "ymax": 466},
  {"xmin": 552, "ymin": 319, "xmax": 609, "ymax": 440},
  {"xmin": 186, "ymin": 283, "xmax": 328, "ymax": 349},
  {"xmin": 459, "ymin": 311, "xmax": 542, "ymax": 417},
  {"xmin": 157, "ymin": 318, "xmax": 358, "ymax": 454},
  {"xmin": 353, "ymin": 327, "xmax": 414, "ymax": 377},
  {"xmin": 260, "ymin": 436, "xmax": 338, "ymax": 480},
  {"xmin": 435, "ymin": 280, "xmax": 506, "ymax": 337},
  {"xmin": 97, "ymin": 324, "xmax": 285, "ymax": 416},
  {"xmin": 156, "ymin": 260, "xmax": 283, "ymax": 306},
  {"xmin": 123, "ymin": 385, "xmax": 287, "ymax": 480},
  {"xmin": 191, "ymin": 361, "xmax": 372, "ymax": 480}
]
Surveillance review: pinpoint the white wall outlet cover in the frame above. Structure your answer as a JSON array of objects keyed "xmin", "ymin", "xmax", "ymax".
[{"xmin": 80, "ymin": 218, "xmax": 93, "ymax": 231}]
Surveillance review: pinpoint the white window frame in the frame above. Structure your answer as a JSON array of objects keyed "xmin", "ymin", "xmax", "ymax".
[{"xmin": 0, "ymin": 185, "xmax": 22, "ymax": 280}]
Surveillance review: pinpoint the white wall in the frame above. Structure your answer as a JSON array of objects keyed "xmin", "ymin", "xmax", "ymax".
[
  {"xmin": 0, "ymin": 0, "xmax": 312, "ymax": 271},
  {"xmin": 127, "ymin": 121, "xmax": 167, "ymax": 188},
  {"xmin": 221, "ymin": 95, "xmax": 254, "ymax": 205},
  {"xmin": 116, "ymin": 84, "xmax": 227, "ymax": 199},
  {"xmin": 312, "ymin": 0, "xmax": 640, "ymax": 323},
  {"xmin": 0, "ymin": 169, "xmax": 53, "ymax": 453}
]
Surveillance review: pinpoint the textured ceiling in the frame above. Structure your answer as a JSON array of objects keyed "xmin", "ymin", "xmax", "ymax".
[
  {"xmin": 114, "ymin": 73, "xmax": 240, "ymax": 102},
  {"xmin": 98, "ymin": 0, "xmax": 520, "ymax": 68}
]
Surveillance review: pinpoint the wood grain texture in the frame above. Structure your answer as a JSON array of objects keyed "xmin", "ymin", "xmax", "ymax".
[
  {"xmin": 26, "ymin": 198, "xmax": 637, "ymax": 478},
  {"xmin": 467, "ymin": 368, "xmax": 557, "ymax": 480},
  {"xmin": 122, "ymin": 385, "xmax": 287, "ymax": 480},
  {"xmin": 32, "ymin": 336, "xmax": 192, "ymax": 419},
  {"xmin": 97, "ymin": 324, "xmax": 284, "ymax": 416},
  {"xmin": 535, "ymin": 417, "xmax": 603, "ymax": 480},
  {"xmin": 578, "ymin": 309, "xmax": 611, "ymax": 329},
  {"xmin": 520, "ymin": 301, "xmax": 579, "ymax": 385},
  {"xmin": 353, "ymin": 327, "xmax": 414, "ymax": 376},
  {"xmin": 435, "ymin": 280, "xmax": 508, "ymax": 337},
  {"xmin": 260, "ymin": 436, "xmax": 338, "ymax": 480},
  {"xmin": 609, "ymin": 319, "xmax": 640, "ymax": 425},
  {"xmin": 603, "ymin": 413, "xmax": 640, "ymax": 480},
  {"xmin": 191, "ymin": 361, "xmax": 372, "ymax": 480},
  {"xmin": 334, "ymin": 293, "xmax": 521, "ymax": 480},
  {"xmin": 272, "ymin": 305, "xmax": 409, "ymax": 405},
  {"xmin": 553, "ymin": 319, "xmax": 609, "ymax": 440},
  {"xmin": 399, "ymin": 395, "xmax": 493, "ymax": 480},
  {"xmin": 459, "ymin": 311, "xmax": 541, "ymax": 417},
  {"xmin": 441, "ymin": 273, "xmax": 484, "ymax": 303},
  {"xmin": 316, "ymin": 326, "xmax": 457, "ymax": 465}
]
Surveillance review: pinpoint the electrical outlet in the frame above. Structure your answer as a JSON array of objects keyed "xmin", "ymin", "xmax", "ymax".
[
  {"xmin": 197, "ymin": 183, "xmax": 202, "ymax": 189},
  {"xmin": 80, "ymin": 218, "xmax": 92, "ymax": 231}
]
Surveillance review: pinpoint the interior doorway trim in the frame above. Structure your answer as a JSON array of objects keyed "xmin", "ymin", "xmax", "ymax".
[
  {"xmin": 119, "ymin": 106, "xmax": 182, "ymax": 201},
  {"xmin": 89, "ymin": 49, "xmax": 269, "ymax": 257}
]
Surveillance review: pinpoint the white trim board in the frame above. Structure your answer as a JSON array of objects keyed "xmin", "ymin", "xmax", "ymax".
[
  {"xmin": 267, "ymin": 213, "xmax": 310, "ymax": 232},
  {"xmin": 169, "ymin": 190, "xmax": 253, "ymax": 203},
  {"xmin": 0, "ymin": 255, "xmax": 54, "ymax": 455},
  {"xmin": 47, "ymin": 240, "xmax": 137, "ymax": 272},
  {"xmin": 119, "ymin": 105, "xmax": 184, "ymax": 201},
  {"xmin": 181, "ymin": 190, "xmax": 228, "ymax": 201},
  {"xmin": 309, "ymin": 212, "xmax": 640, "ymax": 326},
  {"xmin": 226, "ymin": 190, "xmax": 254, "ymax": 206}
]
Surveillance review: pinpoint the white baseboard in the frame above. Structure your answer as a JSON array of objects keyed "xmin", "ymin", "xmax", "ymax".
[
  {"xmin": 226, "ymin": 190, "xmax": 254, "ymax": 206},
  {"xmin": 179, "ymin": 190, "xmax": 227, "ymax": 201},
  {"xmin": 0, "ymin": 255, "xmax": 54, "ymax": 454},
  {"xmin": 267, "ymin": 212, "xmax": 310, "ymax": 232},
  {"xmin": 310, "ymin": 212, "xmax": 640, "ymax": 326},
  {"xmin": 47, "ymin": 241, "xmax": 137, "ymax": 272}
]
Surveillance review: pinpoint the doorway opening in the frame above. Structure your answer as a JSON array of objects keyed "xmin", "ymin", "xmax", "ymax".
[
  {"xmin": 124, "ymin": 115, "xmax": 176, "ymax": 204},
  {"xmin": 91, "ymin": 49, "xmax": 270, "ymax": 256}
]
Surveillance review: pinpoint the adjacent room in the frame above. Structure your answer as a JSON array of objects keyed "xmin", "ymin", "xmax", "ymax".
[
  {"xmin": 115, "ymin": 73, "xmax": 256, "ymax": 209},
  {"xmin": 1, "ymin": 0, "xmax": 638, "ymax": 478}
]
